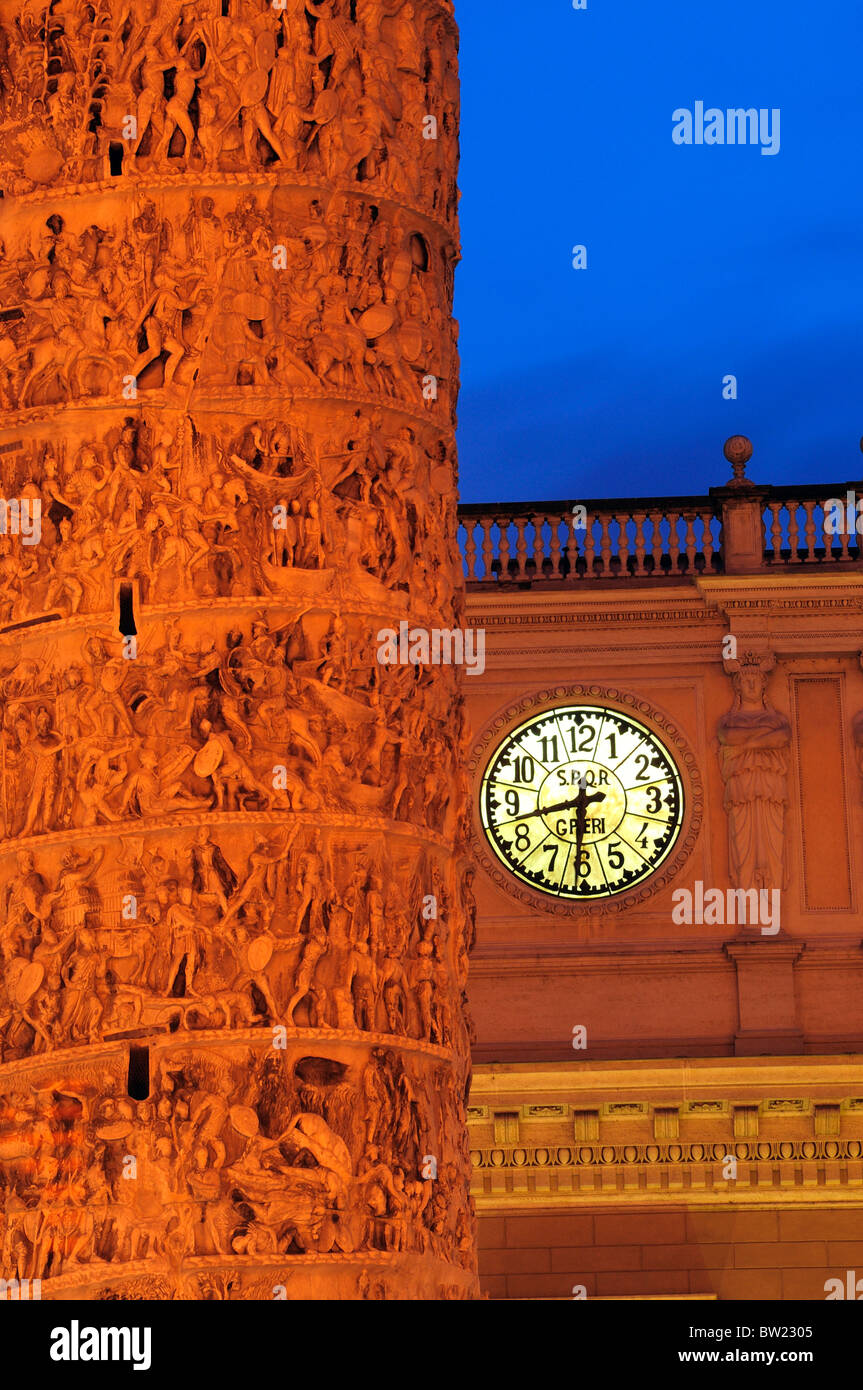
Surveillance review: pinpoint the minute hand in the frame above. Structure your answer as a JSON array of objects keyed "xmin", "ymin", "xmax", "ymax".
[{"xmin": 516, "ymin": 791, "xmax": 607, "ymax": 821}]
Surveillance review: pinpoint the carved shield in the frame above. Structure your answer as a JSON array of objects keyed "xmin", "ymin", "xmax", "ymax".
[
  {"xmin": 4, "ymin": 957, "xmax": 28, "ymax": 999},
  {"xmin": 247, "ymin": 934, "xmax": 274, "ymax": 971},
  {"xmin": 194, "ymin": 738, "xmax": 224, "ymax": 779},
  {"xmin": 387, "ymin": 249, "xmax": 413, "ymax": 292},
  {"xmin": 240, "ymin": 68, "xmax": 270, "ymax": 107},
  {"xmin": 397, "ymin": 322, "xmax": 423, "ymax": 361},
  {"xmin": 15, "ymin": 961, "xmax": 43, "ymax": 1004},
  {"xmin": 312, "ymin": 89, "xmax": 339, "ymax": 125},
  {"xmin": 100, "ymin": 663, "xmax": 126, "ymax": 693},
  {"xmin": 357, "ymin": 303, "xmax": 396, "ymax": 339},
  {"xmin": 255, "ymin": 30, "xmax": 277, "ymax": 71},
  {"xmin": 23, "ymin": 146, "xmax": 64, "ymax": 184},
  {"xmin": 230, "ymin": 1105, "xmax": 260, "ymax": 1137}
]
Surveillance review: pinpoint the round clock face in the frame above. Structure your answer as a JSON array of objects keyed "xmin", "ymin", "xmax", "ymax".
[{"xmin": 479, "ymin": 704, "xmax": 684, "ymax": 900}]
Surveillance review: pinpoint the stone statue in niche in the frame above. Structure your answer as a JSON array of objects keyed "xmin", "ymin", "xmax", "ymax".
[{"xmin": 718, "ymin": 651, "xmax": 790, "ymax": 893}]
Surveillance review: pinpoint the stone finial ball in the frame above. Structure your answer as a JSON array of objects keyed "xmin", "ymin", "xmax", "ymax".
[{"xmin": 724, "ymin": 435, "xmax": 753, "ymax": 467}]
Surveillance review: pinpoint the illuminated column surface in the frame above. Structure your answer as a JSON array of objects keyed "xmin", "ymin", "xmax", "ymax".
[{"xmin": 0, "ymin": 0, "xmax": 478, "ymax": 1300}]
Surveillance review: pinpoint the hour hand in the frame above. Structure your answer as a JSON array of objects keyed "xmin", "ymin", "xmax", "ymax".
[{"xmin": 511, "ymin": 790, "xmax": 606, "ymax": 821}]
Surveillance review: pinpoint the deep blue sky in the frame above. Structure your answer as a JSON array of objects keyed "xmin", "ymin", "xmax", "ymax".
[{"xmin": 454, "ymin": 0, "xmax": 863, "ymax": 503}]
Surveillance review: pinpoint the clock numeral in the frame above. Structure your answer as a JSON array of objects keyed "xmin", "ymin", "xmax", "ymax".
[
  {"xmin": 645, "ymin": 786, "xmax": 662, "ymax": 814},
  {"xmin": 514, "ymin": 823, "xmax": 531, "ymax": 852},
  {"xmin": 634, "ymin": 753, "xmax": 651, "ymax": 781},
  {"xmin": 510, "ymin": 754, "xmax": 535, "ymax": 784},
  {"xmin": 606, "ymin": 731, "xmax": 617, "ymax": 760},
  {"xmin": 607, "ymin": 840, "xmax": 624, "ymax": 870},
  {"xmin": 504, "ymin": 789, "xmax": 519, "ymax": 816},
  {"xmin": 539, "ymin": 734, "xmax": 559, "ymax": 763},
  {"xmin": 576, "ymin": 849, "xmax": 591, "ymax": 878},
  {"xmin": 568, "ymin": 724, "xmax": 596, "ymax": 755},
  {"xmin": 542, "ymin": 843, "xmax": 559, "ymax": 873},
  {"xmin": 636, "ymin": 820, "xmax": 650, "ymax": 849}
]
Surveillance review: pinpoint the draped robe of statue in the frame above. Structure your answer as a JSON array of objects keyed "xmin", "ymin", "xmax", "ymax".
[{"xmin": 717, "ymin": 664, "xmax": 790, "ymax": 893}]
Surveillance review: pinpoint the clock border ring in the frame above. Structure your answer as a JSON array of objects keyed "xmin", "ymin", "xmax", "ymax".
[{"xmin": 467, "ymin": 684, "xmax": 704, "ymax": 918}]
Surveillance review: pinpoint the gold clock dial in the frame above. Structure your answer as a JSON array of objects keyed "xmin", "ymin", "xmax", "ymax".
[{"xmin": 479, "ymin": 704, "xmax": 684, "ymax": 899}]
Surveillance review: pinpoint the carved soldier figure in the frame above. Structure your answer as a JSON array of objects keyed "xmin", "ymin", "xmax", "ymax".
[
  {"xmin": 190, "ymin": 828, "xmax": 237, "ymax": 915},
  {"xmin": 194, "ymin": 719, "xmax": 274, "ymax": 811},
  {"xmin": 20, "ymin": 707, "xmax": 66, "ymax": 837}
]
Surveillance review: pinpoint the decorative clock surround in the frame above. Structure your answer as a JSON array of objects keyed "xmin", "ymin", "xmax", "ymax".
[{"xmin": 468, "ymin": 686, "xmax": 704, "ymax": 916}]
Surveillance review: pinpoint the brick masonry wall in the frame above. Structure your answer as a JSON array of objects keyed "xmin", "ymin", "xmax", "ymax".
[{"xmin": 478, "ymin": 1208, "xmax": 863, "ymax": 1301}]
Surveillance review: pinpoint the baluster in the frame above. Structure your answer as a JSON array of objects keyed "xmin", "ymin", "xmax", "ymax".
[
  {"xmin": 617, "ymin": 512, "xmax": 631, "ymax": 577},
  {"xmin": 548, "ymin": 512, "xmax": 562, "ymax": 578},
  {"xmin": 584, "ymin": 511, "xmax": 597, "ymax": 578},
  {"xmin": 598, "ymin": 513, "xmax": 612, "ymax": 577},
  {"xmin": 564, "ymin": 510, "xmax": 580, "ymax": 579},
  {"xmin": 463, "ymin": 521, "xmax": 477, "ymax": 581},
  {"xmin": 513, "ymin": 516, "xmax": 528, "ymax": 580},
  {"xmin": 649, "ymin": 510, "xmax": 664, "ymax": 575},
  {"xmin": 496, "ymin": 516, "xmax": 511, "ymax": 582},
  {"xmin": 835, "ymin": 500, "xmax": 851, "ymax": 561},
  {"xmin": 767, "ymin": 502, "xmax": 783, "ymax": 566},
  {"xmin": 633, "ymin": 511, "xmax": 647, "ymax": 576},
  {"xmin": 803, "ymin": 499, "xmax": 817, "ymax": 561},
  {"xmin": 533, "ymin": 513, "xmax": 547, "ymax": 579},
  {"xmin": 683, "ymin": 512, "xmax": 697, "ymax": 573},
  {"xmin": 699, "ymin": 509, "xmax": 715, "ymax": 572},
  {"xmin": 480, "ymin": 516, "xmax": 494, "ymax": 582},
  {"xmin": 667, "ymin": 511, "xmax": 681, "ymax": 574},
  {"xmin": 786, "ymin": 501, "xmax": 800, "ymax": 563}
]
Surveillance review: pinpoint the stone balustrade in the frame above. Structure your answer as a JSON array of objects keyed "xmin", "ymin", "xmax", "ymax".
[{"xmin": 458, "ymin": 481, "xmax": 863, "ymax": 586}]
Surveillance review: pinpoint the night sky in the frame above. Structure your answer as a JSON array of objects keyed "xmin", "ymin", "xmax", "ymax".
[{"xmin": 453, "ymin": 0, "xmax": 863, "ymax": 504}]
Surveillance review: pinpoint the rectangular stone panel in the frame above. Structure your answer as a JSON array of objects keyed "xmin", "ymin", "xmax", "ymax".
[{"xmin": 792, "ymin": 676, "xmax": 853, "ymax": 910}]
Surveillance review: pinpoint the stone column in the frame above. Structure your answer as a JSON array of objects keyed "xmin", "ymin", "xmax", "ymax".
[{"xmin": 0, "ymin": 0, "xmax": 477, "ymax": 1300}]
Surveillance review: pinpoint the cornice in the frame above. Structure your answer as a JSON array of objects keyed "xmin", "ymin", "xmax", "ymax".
[
  {"xmin": 468, "ymin": 1055, "xmax": 863, "ymax": 1093},
  {"xmin": 469, "ymin": 949, "xmax": 737, "ymax": 977},
  {"xmin": 468, "ymin": 1049, "xmax": 863, "ymax": 1210},
  {"xmin": 697, "ymin": 573, "xmax": 863, "ymax": 596}
]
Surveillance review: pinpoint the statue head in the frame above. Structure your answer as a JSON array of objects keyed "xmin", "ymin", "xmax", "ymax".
[{"xmin": 725, "ymin": 651, "xmax": 776, "ymax": 709}]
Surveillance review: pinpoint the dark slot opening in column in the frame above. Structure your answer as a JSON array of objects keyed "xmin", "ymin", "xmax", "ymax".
[
  {"xmin": 127, "ymin": 1044, "xmax": 149, "ymax": 1099},
  {"xmin": 109, "ymin": 142, "xmax": 124, "ymax": 175},
  {"xmin": 118, "ymin": 581, "xmax": 136, "ymax": 636}
]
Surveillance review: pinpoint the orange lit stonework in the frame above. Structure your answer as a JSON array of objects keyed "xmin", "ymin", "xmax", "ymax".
[{"xmin": 0, "ymin": 0, "xmax": 477, "ymax": 1301}]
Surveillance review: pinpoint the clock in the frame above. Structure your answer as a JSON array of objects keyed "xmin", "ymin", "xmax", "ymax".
[{"xmin": 479, "ymin": 703, "xmax": 684, "ymax": 900}]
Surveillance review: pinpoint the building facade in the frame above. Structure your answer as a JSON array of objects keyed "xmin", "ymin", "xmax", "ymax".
[{"xmin": 460, "ymin": 448, "xmax": 863, "ymax": 1300}]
